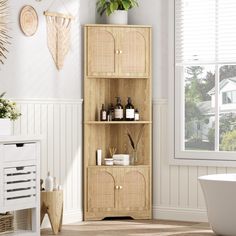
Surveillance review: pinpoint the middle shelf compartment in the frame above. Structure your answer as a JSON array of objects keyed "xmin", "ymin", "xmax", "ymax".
[{"xmin": 84, "ymin": 123, "xmax": 151, "ymax": 166}]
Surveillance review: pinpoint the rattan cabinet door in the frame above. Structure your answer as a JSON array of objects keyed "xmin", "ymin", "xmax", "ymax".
[
  {"xmin": 87, "ymin": 167, "xmax": 118, "ymax": 212},
  {"xmin": 118, "ymin": 167, "xmax": 150, "ymax": 212},
  {"xmin": 119, "ymin": 28, "xmax": 150, "ymax": 78},
  {"xmin": 87, "ymin": 27, "xmax": 118, "ymax": 77}
]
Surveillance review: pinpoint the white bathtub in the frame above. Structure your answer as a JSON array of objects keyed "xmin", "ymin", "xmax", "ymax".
[{"xmin": 199, "ymin": 174, "xmax": 236, "ymax": 236}]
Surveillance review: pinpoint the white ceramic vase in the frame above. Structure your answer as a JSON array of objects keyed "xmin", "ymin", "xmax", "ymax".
[
  {"xmin": 45, "ymin": 172, "xmax": 53, "ymax": 192},
  {"xmin": 106, "ymin": 10, "xmax": 128, "ymax": 25},
  {"xmin": 0, "ymin": 118, "xmax": 12, "ymax": 136}
]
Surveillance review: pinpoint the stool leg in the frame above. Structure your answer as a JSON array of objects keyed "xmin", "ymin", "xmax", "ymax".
[
  {"xmin": 59, "ymin": 204, "xmax": 63, "ymax": 232},
  {"xmin": 40, "ymin": 204, "xmax": 48, "ymax": 225}
]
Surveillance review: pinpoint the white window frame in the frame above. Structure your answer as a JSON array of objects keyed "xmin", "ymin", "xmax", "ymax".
[{"xmin": 168, "ymin": 0, "xmax": 236, "ymax": 166}]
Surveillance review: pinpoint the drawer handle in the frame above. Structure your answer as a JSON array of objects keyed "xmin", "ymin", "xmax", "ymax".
[
  {"xmin": 16, "ymin": 143, "xmax": 25, "ymax": 147},
  {"xmin": 16, "ymin": 167, "xmax": 24, "ymax": 171}
]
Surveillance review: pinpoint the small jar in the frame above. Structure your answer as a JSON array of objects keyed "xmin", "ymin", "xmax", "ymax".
[
  {"xmin": 104, "ymin": 158, "xmax": 114, "ymax": 166},
  {"xmin": 135, "ymin": 109, "xmax": 140, "ymax": 121}
]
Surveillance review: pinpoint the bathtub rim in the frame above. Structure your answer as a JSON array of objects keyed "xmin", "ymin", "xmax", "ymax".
[{"xmin": 198, "ymin": 173, "xmax": 236, "ymax": 182}]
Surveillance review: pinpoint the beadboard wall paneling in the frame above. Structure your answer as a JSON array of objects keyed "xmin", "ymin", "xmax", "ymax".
[
  {"xmin": 13, "ymin": 99, "xmax": 83, "ymax": 223},
  {"xmin": 153, "ymin": 99, "xmax": 236, "ymax": 222}
]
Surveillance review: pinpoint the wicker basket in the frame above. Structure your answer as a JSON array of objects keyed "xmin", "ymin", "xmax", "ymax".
[{"xmin": 0, "ymin": 213, "xmax": 14, "ymax": 235}]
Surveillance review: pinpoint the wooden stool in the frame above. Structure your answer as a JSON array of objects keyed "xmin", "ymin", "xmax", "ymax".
[{"xmin": 40, "ymin": 190, "xmax": 63, "ymax": 234}]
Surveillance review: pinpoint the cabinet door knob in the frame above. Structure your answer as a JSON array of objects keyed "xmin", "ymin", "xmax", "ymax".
[
  {"xmin": 119, "ymin": 50, "xmax": 122, "ymax": 54},
  {"xmin": 115, "ymin": 50, "xmax": 119, "ymax": 54},
  {"xmin": 119, "ymin": 186, "xmax": 123, "ymax": 190},
  {"xmin": 115, "ymin": 186, "xmax": 119, "ymax": 190}
]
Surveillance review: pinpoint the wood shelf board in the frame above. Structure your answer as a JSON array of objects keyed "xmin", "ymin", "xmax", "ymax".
[
  {"xmin": 86, "ymin": 76, "xmax": 150, "ymax": 79},
  {"xmin": 85, "ymin": 121, "xmax": 152, "ymax": 125}
]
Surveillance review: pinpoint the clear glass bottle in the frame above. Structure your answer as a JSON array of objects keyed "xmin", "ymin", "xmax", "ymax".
[
  {"xmin": 100, "ymin": 104, "xmax": 107, "ymax": 121},
  {"xmin": 125, "ymin": 97, "xmax": 135, "ymax": 121},
  {"xmin": 109, "ymin": 103, "xmax": 115, "ymax": 121},
  {"xmin": 114, "ymin": 97, "xmax": 123, "ymax": 120}
]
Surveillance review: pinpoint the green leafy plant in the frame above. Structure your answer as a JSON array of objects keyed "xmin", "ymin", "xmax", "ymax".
[
  {"xmin": 97, "ymin": 0, "xmax": 139, "ymax": 16},
  {"xmin": 0, "ymin": 92, "xmax": 21, "ymax": 121},
  {"xmin": 220, "ymin": 130, "xmax": 236, "ymax": 151}
]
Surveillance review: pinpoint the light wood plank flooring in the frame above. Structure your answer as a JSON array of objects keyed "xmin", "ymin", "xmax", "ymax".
[{"xmin": 41, "ymin": 220, "xmax": 215, "ymax": 236}]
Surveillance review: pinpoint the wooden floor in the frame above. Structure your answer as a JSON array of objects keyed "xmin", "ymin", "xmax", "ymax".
[{"xmin": 41, "ymin": 219, "xmax": 216, "ymax": 236}]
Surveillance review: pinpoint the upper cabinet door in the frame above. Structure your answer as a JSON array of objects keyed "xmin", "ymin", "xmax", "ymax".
[
  {"xmin": 87, "ymin": 27, "xmax": 118, "ymax": 77},
  {"xmin": 119, "ymin": 28, "xmax": 150, "ymax": 78}
]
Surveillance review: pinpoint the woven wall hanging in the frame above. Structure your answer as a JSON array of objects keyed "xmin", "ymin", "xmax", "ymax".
[
  {"xmin": 0, "ymin": 0, "xmax": 11, "ymax": 65},
  {"xmin": 44, "ymin": 1, "xmax": 74, "ymax": 70}
]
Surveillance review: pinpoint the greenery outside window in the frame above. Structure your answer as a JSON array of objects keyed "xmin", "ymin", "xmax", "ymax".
[{"xmin": 175, "ymin": 0, "xmax": 236, "ymax": 160}]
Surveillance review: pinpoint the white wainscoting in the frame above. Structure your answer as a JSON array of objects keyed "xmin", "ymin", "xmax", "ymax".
[
  {"xmin": 153, "ymin": 99, "xmax": 236, "ymax": 222},
  {"xmin": 12, "ymin": 98, "xmax": 83, "ymax": 225}
]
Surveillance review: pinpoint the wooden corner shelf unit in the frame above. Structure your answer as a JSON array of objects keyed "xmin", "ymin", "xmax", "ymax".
[{"xmin": 84, "ymin": 24, "xmax": 152, "ymax": 220}]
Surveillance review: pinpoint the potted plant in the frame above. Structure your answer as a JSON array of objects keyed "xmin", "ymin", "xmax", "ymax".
[
  {"xmin": 97, "ymin": 0, "xmax": 139, "ymax": 25},
  {"xmin": 0, "ymin": 92, "xmax": 21, "ymax": 136}
]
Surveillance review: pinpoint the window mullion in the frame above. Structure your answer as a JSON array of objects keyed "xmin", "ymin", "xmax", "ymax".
[
  {"xmin": 215, "ymin": 65, "xmax": 220, "ymax": 152},
  {"xmin": 214, "ymin": 0, "xmax": 219, "ymax": 152}
]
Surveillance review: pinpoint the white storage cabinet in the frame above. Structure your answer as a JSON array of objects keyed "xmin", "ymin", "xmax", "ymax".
[{"xmin": 0, "ymin": 136, "xmax": 40, "ymax": 236}]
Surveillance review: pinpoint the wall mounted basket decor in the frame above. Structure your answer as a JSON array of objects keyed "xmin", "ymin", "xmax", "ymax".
[
  {"xmin": 20, "ymin": 5, "xmax": 39, "ymax": 36},
  {"xmin": 0, "ymin": 0, "xmax": 11, "ymax": 65}
]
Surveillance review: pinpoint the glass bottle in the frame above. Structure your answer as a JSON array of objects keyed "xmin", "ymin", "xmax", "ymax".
[
  {"xmin": 114, "ymin": 97, "xmax": 123, "ymax": 120},
  {"xmin": 125, "ymin": 97, "xmax": 135, "ymax": 121},
  {"xmin": 100, "ymin": 104, "xmax": 107, "ymax": 121}
]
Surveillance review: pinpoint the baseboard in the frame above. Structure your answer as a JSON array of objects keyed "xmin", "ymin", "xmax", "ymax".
[
  {"xmin": 153, "ymin": 206, "xmax": 208, "ymax": 223},
  {"xmin": 63, "ymin": 209, "xmax": 83, "ymax": 224},
  {"xmin": 41, "ymin": 209, "xmax": 83, "ymax": 229}
]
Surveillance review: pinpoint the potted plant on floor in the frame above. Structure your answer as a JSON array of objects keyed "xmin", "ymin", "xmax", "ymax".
[
  {"xmin": 97, "ymin": 0, "xmax": 139, "ymax": 25},
  {"xmin": 0, "ymin": 92, "xmax": 21, "ymax": 136}
]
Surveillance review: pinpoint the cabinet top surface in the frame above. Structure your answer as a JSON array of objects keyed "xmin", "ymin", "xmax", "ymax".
[
  {"xmin": 0, "ymin": 135, "xmax": 42, "ymax": 143},
  {"xmin": 84, "ymin": 24, "xmax": 152, "ymax": 28}
]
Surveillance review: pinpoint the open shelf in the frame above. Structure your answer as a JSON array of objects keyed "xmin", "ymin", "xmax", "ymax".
[{"xmin": 85, "ymin": 121, "xmax": 152, "ymax": 125}]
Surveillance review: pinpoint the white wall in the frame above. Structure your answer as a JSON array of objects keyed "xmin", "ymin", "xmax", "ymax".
[
  {"xmin": 129, "ymin": 0, "xmax": 169, "ymax": 99},
  {"xmin": 0, "ymin": 0, "xmax": 81, "ymax": 99}
]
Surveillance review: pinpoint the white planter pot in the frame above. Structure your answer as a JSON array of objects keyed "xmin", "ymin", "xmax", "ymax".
[
  {"xmin": 0, "ymin": 119, "xmax": 12, "ymax": 136},
  {"xmin": 106, "ymin": 10, "xmax": 128, "ymax": 25}
]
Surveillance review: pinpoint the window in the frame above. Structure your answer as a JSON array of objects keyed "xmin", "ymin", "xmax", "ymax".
[
  {"xmin": 174, "ymin": 0, "xmax": 236, "ymax": 161},
  {"xmin": 222, "ymin": 91, "xmax": 236, "ymax": 104}
]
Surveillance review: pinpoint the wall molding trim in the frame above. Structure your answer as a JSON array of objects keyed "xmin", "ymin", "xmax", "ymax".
[
  {"xmin": 12, "ymin": 98, "xmax": 84, "ymax": 104},
  {"xmin": 153, "ymin": 206, "xmax": 208, "ymax": 223},
  {"xmin": 152, "ymin": 98, "xmax": 168, "ymax": 105},
  {"xmin": 63, "ymin": 209, "xmax": 83, "ymax": 224}
]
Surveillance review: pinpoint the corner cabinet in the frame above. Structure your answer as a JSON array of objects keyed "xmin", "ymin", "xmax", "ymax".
[{"xmin": 84, "ymin": 24, "xmax": 152, "ymax": 220}]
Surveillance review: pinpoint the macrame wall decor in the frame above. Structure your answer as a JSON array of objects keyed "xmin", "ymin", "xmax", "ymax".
[
  {"xmin": 44, "ymin": 0, "xmax": 74, "ymax": 70},
  {"xmin": 0, "ymin": 0, "xmax": 11, "ymax": 65}
]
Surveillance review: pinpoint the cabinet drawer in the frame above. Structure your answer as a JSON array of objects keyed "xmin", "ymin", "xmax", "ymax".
[
  {"xmin": 3, "ymin": 165, "xmax": 37, "ymax": 208},
  {"xmin": 3, "ymin": 143, "xmax": 36, "ymax": 162}
]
